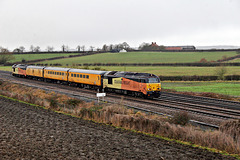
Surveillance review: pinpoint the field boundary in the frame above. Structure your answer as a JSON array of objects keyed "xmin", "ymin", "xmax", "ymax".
[
  {"xmin": 159, "ymin": 75, "xmax": 240, "ymax": 81},
  {"xmin": 41, "ymin": 62, "xmax": 240, "ymax": 67}
]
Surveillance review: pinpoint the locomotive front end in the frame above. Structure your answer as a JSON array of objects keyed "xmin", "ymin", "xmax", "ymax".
[{"xmin": 145, "ymin": 76, "xmax": 161, "ymax": 98}]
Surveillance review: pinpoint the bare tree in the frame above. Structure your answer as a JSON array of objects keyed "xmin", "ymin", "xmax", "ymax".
[
  {"xmin": 138, "ymin": 42, "xmax": 150, "ymax": 50},
  {"xmin": 122, "ymin": 42, "xmax": 130, "ymax": 50},
  {"xmin": 89, "ymin": 46, "xmax": 95, "ymax": 52},
  {"xmin": 30, "ymin": 45, "xmax": 34, "ymax": 52},
  {"xmin": 19, "ymin": 46, "xmax": 25, "ymax": 52},
  {"xmin": 62, "ymin": 45, "xmax": 66, "ymax": 52},
  {"xmin": 109, "ymin": 44, "xmax": 113, "ymax": 51},
  {"xmin": 34, "ymin": 46, "xmax": 41, "ymax": 52},
  {"xmin": 46, "ymin": 46, "xmax": 54, "ymax": 52},
  {"xmin": 13, "ymin": 48, "xmax": 21, "ymax": 53},
  {"xmin": 102, "ymin": 44, "xmax": 108, "ymax": 52},
  {"xmin": 13, "ymin": 46, "xmax": 25, "ymax": 53},
  {"xmin": 0, "ymin": 47, "xmax": 14, "ymax": 64},
  {"xmin": 216, "ymin": 66, "xmax": 227, "ymax": 80},
  {"xmin": 81, "ymin": 45, "xmax": 85, "ymax": 52},
  {"xmin": 76, "ymin": 45, "xmax": 81, "ymax": 52}
]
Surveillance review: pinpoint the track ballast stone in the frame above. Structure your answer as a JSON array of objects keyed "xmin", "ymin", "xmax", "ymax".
[{"xmin": 0, "ymin": 97, "xmax": 236, "ymax": 159}]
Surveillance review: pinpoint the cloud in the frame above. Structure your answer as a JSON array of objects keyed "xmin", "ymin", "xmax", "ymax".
[{"xmin": 0, "ymin": 0, "xmax": 239, "ymax": 50}]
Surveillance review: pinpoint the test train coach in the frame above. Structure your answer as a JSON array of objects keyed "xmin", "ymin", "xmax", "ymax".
[{"xmin": 12, "ymin": 64, "xmax": 161, "ymax": 98}]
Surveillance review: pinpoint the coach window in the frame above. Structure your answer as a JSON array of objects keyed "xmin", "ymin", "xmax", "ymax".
[
  {"xmin": 83, "ymin": 75, "xmax": 85, "ymax": 78},
  {"xmin": 86, "ymin": 75, "xmax": 89, "ymax": 79},
  {"xmin": 77, "ymin": 74, "xmax": 79, "ymax": 78},
  {"xmin": 71, "ymin": 74, "xmax": 73, "ymax": 77},
  {"xmin": 74, "ymin": 74, "xmax": 76, "ymax": 77},
  {"xmin": 80, "ymin": 74, "xmax": 82, "ymax": 78}
]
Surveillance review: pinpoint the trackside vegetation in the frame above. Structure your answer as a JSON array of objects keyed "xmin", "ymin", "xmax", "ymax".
[{"xmin": 0, "ymin": 80, "xmax": 239, "ymax": 159}]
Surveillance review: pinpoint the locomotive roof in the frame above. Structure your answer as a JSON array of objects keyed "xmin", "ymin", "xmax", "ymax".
[
  {"xmin": 69, "ymin": 69, "xmax": 107, "ymax": 75},
  {"xmin": 44, "ymin": 67, "xmax": 71, "ymax": 71},
  {"xmin": 106, "ymin": 71, "xmax": 157, "ymax": 78},
  {"xmin": 27, "ymin": 65, "xmax": 45, "ymax": 69},
  {"xmin": 15, "ymin": 64, "xmax": 28, "ymax": 69}
]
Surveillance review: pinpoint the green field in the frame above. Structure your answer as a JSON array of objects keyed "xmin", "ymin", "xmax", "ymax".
[
  {"xmin": 163, "ymin": 81, "xmax": 240, "ymax": 96},
  {"xmin": 38, "ymin": 51, "xmax": 237, "ymax": 65},
  {"xmin": 229, "ymin": 58, "xmax": 240, "ymax": 63},
  {"xmin": 9, "ymin": 53, "xmax": 79, "ymax": 63},
  {"xmin": 82, "ymin": 66, "xmax": 240, "ymax": 76},
  {"xmin": 0, "ymin": 66, "xmax": 12, "ymax": 72}
]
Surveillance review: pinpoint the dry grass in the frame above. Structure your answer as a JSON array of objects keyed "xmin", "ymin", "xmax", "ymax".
[
  {"xmin": 220, "ymin": 119, "xmax": 240, "ymax": 140},
  {"xmin": 0, "ymin": 80, "xmax": 239, "ymax": 155}
]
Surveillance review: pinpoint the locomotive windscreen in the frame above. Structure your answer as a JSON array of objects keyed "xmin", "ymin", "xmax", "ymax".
[{"xmin": 147, "ymin": 78, "xmax": 160, "ymax": 83}]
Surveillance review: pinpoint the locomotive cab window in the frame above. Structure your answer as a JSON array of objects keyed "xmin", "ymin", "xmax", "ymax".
[
  {"xmin": 141, "ymin": 79, "xmax": 146, "ymax": 83},
  {"xmin": 108, "ymin": 77, "xmax": 113, "ymax": 84},
  {"xmin": 147, "ymin": 78, "xmax": 160, "ymax": 83}
]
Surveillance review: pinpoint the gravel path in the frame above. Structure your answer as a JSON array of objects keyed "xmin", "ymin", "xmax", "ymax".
[{"xmin": 0, "ymin": 97, "xmax": 236, "ymax": 159}]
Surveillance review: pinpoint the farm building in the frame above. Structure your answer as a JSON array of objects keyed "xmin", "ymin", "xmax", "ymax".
[{"xmin": 165, "ymin": 46, "xmax": 196, "ymax": 50}]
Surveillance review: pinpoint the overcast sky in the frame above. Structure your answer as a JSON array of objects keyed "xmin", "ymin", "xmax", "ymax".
[{"xmin": 0, "ymin": 0, "xmax": 240, "ymax": 51}]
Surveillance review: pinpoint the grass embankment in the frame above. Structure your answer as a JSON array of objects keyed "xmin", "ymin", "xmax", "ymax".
[
  {"xmin": 163, "ymin": 81, "xmax": 240, "ymax": 97},
  {"xmin": 0, "ymin": 80, "xmax": 239, "ymax": 158},
  {"xmin": 38, "ymin": 51, "xmax": 237, "ymax": 65},
  {"xmin": 9, "ymin": 53, "xmax": 80, "ymax": 63}
]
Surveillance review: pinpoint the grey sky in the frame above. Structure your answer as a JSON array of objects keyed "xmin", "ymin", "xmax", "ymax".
[{"xmin": 0, "ymin": 0, "xmax": 240, "ymax": 51}]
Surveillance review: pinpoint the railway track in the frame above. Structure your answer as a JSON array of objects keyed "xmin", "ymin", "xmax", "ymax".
[{"xmin": 0, "ymin": 70, "xmax": 239, "ymax": 129}]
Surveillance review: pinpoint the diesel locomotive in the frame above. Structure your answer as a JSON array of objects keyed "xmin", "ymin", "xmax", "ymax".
[{"xmin": 12, "ymin": 64, "xmax": 161, "ymax": 98}]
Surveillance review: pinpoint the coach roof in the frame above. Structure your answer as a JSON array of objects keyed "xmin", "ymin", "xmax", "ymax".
[
  {"xmin": 44, "ymin": 67, "xmax": 71, "ymax": 71},
  {"xmin": 69, "ymin": 69, "xmax": 107, "ymax": 75},
  {"xmin": 27, "ymin": 65, "xmax": 45, "ymax": 69}
]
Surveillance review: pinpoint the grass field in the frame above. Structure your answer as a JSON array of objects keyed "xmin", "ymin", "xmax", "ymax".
[
  {"xmin": 163, "ymin": 81, "xmax": 240, "ymax": 96},
  {"xmin": 0, "ymin": 66, "xmax": 12, "ymax": 72},
  {"xmin": 2, "ymin": 65, "xmax": 239, "ymax": 76},
  {"xmin": 9, "ymin": 53, "xmax": 79, "ymax": 63},
  {"xmin": 229, "ymin": 58, "xmax": 240, "ymax": 63},
  {"xmin": 38, "ymin": 51, "xmax": 238, "ymax": 65},
  {"xmin": 82, "ymin": 66, "xmax": 240, "ymax": 76}
]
